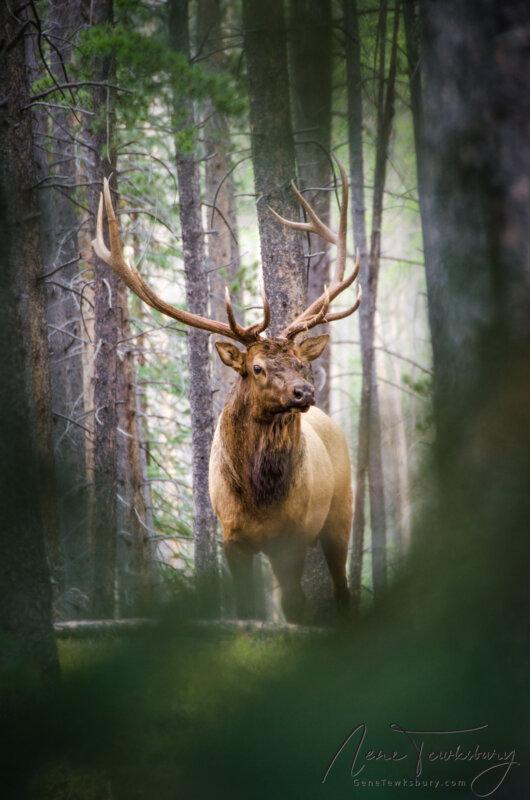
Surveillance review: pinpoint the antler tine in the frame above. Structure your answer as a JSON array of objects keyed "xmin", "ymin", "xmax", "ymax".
[
  {"xmin": 224, "ymin": 287, "xmax": 270, "ymax": 344},
  {"xmin": 247, "ymin": 292, "xmax": 271, "ymax": 337},
  {"xmin": 283, "ymin": 249, "xmax": 360, "ymax": 339},
  {"xmin": 269, "ymin": 158, "xmax": 360, "ymax": 340},
  {"xmin": 333, "ymin": 155, "xmax": 349, "ymax": 283},
  {"xmin": 91, "ymin": 177, "xmax": 262, "ymax": 345},
  {"xmin": 285, "ymin": 282, "xmax": 361, "ymax": 340},
  {"xmin": 284, "ymin": 286, "xmax": 331, "ymax": 340},
  {"xmin": 93, "ymin": 188, "xmax": 151, "ymax": 306},
  {"xmin": 322, "ymin": 283, "xmax": 362, "ymax": 323},
  {"xmin": 267, "ymin": 180, "xmax": 337, "ymax": 245}
]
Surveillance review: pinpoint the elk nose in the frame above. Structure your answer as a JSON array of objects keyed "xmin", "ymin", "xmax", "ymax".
[{"xmin": 292, "ymin": 382, "xmax": 314, "ymax": 406}]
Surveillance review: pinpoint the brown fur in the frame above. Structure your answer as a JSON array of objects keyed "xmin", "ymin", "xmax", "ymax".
[
  {"xmin": 210, "ymin": 336, "xmax": 353, "ymax": 623},
  {"xmin": 221, "ymin": 379, "xmax": 301, "ymax": 507}
]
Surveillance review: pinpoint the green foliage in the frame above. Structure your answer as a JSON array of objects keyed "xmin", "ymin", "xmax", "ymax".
[
  {"xmin": 402, "ymin": 372, "xmax": 432, "ymax": 398},
  {"xmin": 74, "ymin": 20, "xmax": 244, "ymax": 131}
]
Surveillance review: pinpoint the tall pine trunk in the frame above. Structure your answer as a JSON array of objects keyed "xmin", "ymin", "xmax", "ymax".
[
  {"xmin": 288, "ymin": 0, "xmax": 334, "ymax": 621},
  {"xmin": 403, "ymin": 0, "xmax": 448, "ymax": 448},
  {"xmin": 115, "ymin": 283, "xmax": 151, "ymax": 615},
  {"xmin": 26, "ymin": 0, "xmax": 91, "ymax": 619},
  {"xmin": 345, "ymin": 0, "xmax": 399, "ymax": 605},
  {"xmin": 242, "ymin": 0, "xmax": 306, "ymax": 334},
  {"xmin": 0, "ymin": 0, "xmax": 59, "ymax": 686},
  {"xmin": 415, "ymin": 11, "xmax": 530, "ymax": 767},
  {"xmin": 81, "ymin": 0, "xmax": 119, "ymax": 619},
  {"xmin": 198, "ymin": 0, "xmax": 241, "ymax": 419},
  {"xmin": 344, "ymin": 0, "xmax": 368, "ymax": 609},
  {"xmin": 168, "ymin": 0, "xmax": 219, "ymax": 614},
  {"xmin": 288, "ymin": 0, "xmax": 333, "ymax": 413}
]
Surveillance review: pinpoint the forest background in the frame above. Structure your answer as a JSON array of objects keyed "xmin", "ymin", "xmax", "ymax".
[{"xmin": 0, "ymin": 1, "xmax": 528, "ymax": 798}]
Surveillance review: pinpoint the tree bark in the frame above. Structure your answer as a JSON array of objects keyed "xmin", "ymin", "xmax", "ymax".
[
  {"xmin": 346, "ymin": 0, "xmax": 399, "ymax": 605},
  {"xmin": 26, "ymin": 0, "xmax": 92, "ymax": 619},
  {"xmin": 287, "ymin": 0, "xmax": 334, "ymax": 621},
  {"xmin": 242, "ymin": 0, "xmax": 306, "ymax": 335},
  {"xmin": 81, "ymin": 0, "xmax": 119, "ymax": 619},
  {"xmin": 115, "ymin": 283, "xmax": 151, "ymax": 615},
  {"xmin": 420, "ymin": 0, "xmax": 530, "ymax": 440},
  {"xmin": 0, "ymin": 0, "xmax": 59, "ymax": 684},
  {"xmin": 403, "ymin": 0, "xmax": 461, "ymax": 454},
  {"xmin": 287, "ymin": 0, "xmax": 333, "ymax": 413},
  {"xmin": 168, "ymin": 0, "xmax": 219, "ymax": 615},
  {"xmin": 344, "ymin": 0, "xmax": 368, "ymax": 610},
  {"xmin": 198, "ymin": 0, "xmax": 241, "ymax": 419},
  {"xmin": 414, "ymin": 6, "xmax": 530, "ymax": 734}
]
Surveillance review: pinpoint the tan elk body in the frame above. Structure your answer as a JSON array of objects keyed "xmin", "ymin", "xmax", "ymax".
[{"xmin": 92, "ymin": 160, "xmax": 361, "ymax": 621}]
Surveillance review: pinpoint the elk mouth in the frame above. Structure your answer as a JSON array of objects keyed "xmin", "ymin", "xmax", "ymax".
[
  {"xmin": 289, "ymin": 397, "xmax": 314, "ymax": 413},
  {"xmin": 295, "ymin": 403, "xmax": 311, "ymax": 413}
]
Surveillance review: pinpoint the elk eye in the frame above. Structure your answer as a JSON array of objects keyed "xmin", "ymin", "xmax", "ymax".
[{"xmin": 253, "ymin": 364, "xmax": 263, "ymax": 375}]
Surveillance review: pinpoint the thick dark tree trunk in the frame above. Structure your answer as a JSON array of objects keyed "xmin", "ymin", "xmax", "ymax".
[
  {"xmin": 415, "ymin": 10, "xmax": 530, "ymax": 762},
  {"xmin": 420, "ymin": 0, "xmax": 530, "ymax": 443},
  {"xmin": 242, "ymin": 0, "xmax": 306, "ymax": 335},
  {"xmin": 169, "ymin": 0, "xmax": 219, "ymax": 615},
  {"xmin": 0, "ymin": 1, "xmax": 59, "ymax": 684},
  {"xmin": 288, "ymin": 0, "xmax": 333, "ymax": 413},
  {"xmin": 404, "ymin": 0, "xmax": 473, "ymax": 457}
]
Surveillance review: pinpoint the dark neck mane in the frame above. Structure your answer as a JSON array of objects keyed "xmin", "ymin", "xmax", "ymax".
[{"xmin": 220, "ymin": 382, "xmax": 302, "ymax": 507}]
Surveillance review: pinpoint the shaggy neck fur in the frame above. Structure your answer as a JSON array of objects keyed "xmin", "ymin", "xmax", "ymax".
[{"xmin": 220, "ymin": 380, "xmax": 302, "ymax": 507}]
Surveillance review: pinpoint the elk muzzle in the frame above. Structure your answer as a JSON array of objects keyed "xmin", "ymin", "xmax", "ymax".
[{"xmin": 291, "ymin": 381, "xmax": 315, "ymax": 410}]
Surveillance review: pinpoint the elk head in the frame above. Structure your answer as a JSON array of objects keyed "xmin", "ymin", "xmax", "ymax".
[{"xmin": 91, "ymin": 158, "xmax": 361, "ymax": 420}]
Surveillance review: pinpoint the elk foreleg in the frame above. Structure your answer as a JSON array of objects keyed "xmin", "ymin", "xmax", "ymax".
[
  {"xmin": 268, "ymin": 543, "xmax": 307, "ymax": 625},
  {"xmin": 224, "ymin": 540, "xmax": 256, "ymax": 619},
  {"xmin": 320, "ymin": 528, "xmax": 351, "ymax": 618}
]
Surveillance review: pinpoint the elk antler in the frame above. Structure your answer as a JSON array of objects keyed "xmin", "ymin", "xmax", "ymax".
[
  {"xmin": 269, "ymin": 157, "xmax": 361, "ymax": 340},
  {"xmin": 92, "ymin": 177, "xmax": 268, "ymax": 346}
]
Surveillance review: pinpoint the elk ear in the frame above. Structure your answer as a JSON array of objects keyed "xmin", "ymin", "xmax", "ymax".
[
  {"xmin": 215, "ymin": 341, "xmax": 246, "ymax": 374},
  {"xmin": 297, "ymin": 334, "xmax": 330, "ymax": 362}
]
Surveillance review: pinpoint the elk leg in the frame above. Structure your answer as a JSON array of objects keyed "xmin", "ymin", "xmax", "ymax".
[
  {"xmin": 268, "ymin": 545, "xmax": 307, "ymax": 624},
  {"xmin": 320, "ymin": 530, "xmax": 351, "ymax": 617},
  {"xmin": 224, "ymin": 540, "xmax": 256, "ymax": 619}
]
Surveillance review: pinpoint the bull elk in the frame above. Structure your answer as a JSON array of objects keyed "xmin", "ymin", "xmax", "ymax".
[{"xmin": 92, "ymin": 161, "xmax": 361, "ymax": 623}]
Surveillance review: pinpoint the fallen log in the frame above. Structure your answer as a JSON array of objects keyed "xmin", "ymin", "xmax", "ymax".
[{"xmin": 54, "ymin": 618, "xmax": 327, "ymax": 639}]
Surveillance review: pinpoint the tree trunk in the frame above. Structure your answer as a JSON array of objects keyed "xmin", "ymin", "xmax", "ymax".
[
  {"xmin": 403, "ymin": 0, "xmax": 456, "ymax": 451},
  {"xmin": 81, "ymin": 0, "xmax": 119, "ymax": 619},
  {"xmin": 242, "ymin": 0, "xmax": 306, "ymax": 335},
  {"xmin": 344, "ymin": 0, "xmax": 368, "ymax": 610},
  {"xmin": 115, "ymin": 283, "xmax": 151, "ymax": 615},
  {"xmin": 168, "ymin": 0, "xmax": 219, "ymax": 615},
  {"xmin": 415, "ymin": 7, "xmax": 530, "ymax": 747},
  {"xmin": 367, "ymin": 3, "xmax": 401, "ymax": 601},
  {"xmin": 198, "ymin": 0, "xmax": 241, "ymax": 419},
  {"xmin": 287, "ymin": 0, "xmax": 333, "ymax": 413},
  {"xmin": 346, "ymin": 0, "xmax": 399, "ymax": 605},
  {"xmin": 287, "ymin": 0, "xmax": 334, "ymax": 621},
  {"xmin": 420, "ymin": 0, "xmax": 530, "ymax": 439},
  {"xmin": 0, "ymin": 1, "xmax": 59, "ymax": 686},
  {"xmin": 26, "ymin": 0, "xmax": 92, "ymax": 619}
]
